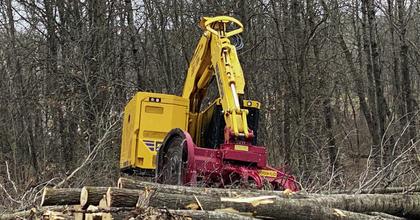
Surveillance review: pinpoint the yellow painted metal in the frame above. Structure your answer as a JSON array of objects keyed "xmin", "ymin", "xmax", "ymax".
[
  {"xmin": 120, "ymin": 92, "xmax": 189, "ymax": 171},
  {"xmin": 243, "ymin": 100, "xmax": 261, "ymax": 109},
  {"xmin": 120, "ymin": 16, "xmax": 258, "ymax": 173},
  {"xmin": 182, "ymin": 16, "xmax": 250, "ymax": 139},
  {"xmin": 259, "ymin": 170, "xmax": 278, "ymax": 178},
  {"xmin": 234, "ymin": 145, "xmax": 249, "ymax": 151},
  {"xmin": 199, "ymin": 16, "xmax": 244, "ymax": 38}
]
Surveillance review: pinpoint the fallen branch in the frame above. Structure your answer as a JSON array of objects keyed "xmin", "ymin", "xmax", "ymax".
[{"xmin": 53, "ymin": 119, "xmax": 119, "ymax": 189}]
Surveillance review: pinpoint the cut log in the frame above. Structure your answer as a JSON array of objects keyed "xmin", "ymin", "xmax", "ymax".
[
  {"xmin": 74, "ymin": 211, "xmax": 84, "ymax": 220},
  {"xmin": 117, "ymin": 177, "xmax": 308, "ymax": 198},
  {"xmin": 146, "ymin": 193, "xmax": 387, "ymax": 219},
  {"xmin": 0, "ymin": 206, "xmax": 85, "ymax": 220},
  {"xmin": 107, "ymin": 187, "xmax": 416, "ymax": 219},
  {"xmin": 368, "ymin": 212, "xmax": 406, "ymax": 220},
  {"xmin": 169, "ymin": 209, "xmax": 393, "ymax": 220},
  {"xmin": 0, "ymin": 209, "xmax": 36, "ymax": 220},
  {"xmin": 166, "ymin": 209, "xmax": 263, "ymax": 220},
  {"xmin": 43, "ymin": 210, "xmax": 74, "ymax": 220},
  {"xmin": 312, "ymin": 194, "xmax": 420, "ymax": 218},
  {"xmin": 102, "ymin": 212, "xmax": 131, "ymax": 220},
  {"xmin": 98, "ymin": 195, "xmax": 108, "ymax": 208},
  {"xmin": 83, "ymin": 206, "xmax": 134, "ymax": 220},
  {"xmin": 106, "ymin": 187, "xmax": 143, "ymax": 207},
  {"xmin": 33, "ymin": 182, "xmax": 420, "ymax": 219},
  {"xmin": 71, "ymin": 205, "xmax": 83, "ymax": 219},
  {"xmin": 41, "ymin": 187, "xmax": 82, "ymax": 206},
  {"xmin": 364, "ymin": 186, "xmax": 420, "ymax": 194},
  {"xmin": 80, "ymin": 186, "xmax": 109, "ymax": 209},
  {"xmin": 326, "ymin": 186, "xmax": 420, "ymax": 194},
  {"xmin": 116, "ymin": 179, "xmax": 420, "ymax": 218},
  {"xmin": 133, "ymin": 190, "xmax": 420, "ymax": 219},
  {"xmin": 85, "ymin": 213, "xmax": 104, "ymax": 220},
  {"xmin": 0, "ymin": 206, "xmax": 133, "ymax": 220},
  {"xmin": 85, "ymin": 205, "xmax": 108, "ymax": 220}
]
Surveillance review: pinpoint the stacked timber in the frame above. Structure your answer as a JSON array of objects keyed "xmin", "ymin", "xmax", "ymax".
[{"xmin": 2, "ymin": 178, "xmax": 420, "ymax": 220}]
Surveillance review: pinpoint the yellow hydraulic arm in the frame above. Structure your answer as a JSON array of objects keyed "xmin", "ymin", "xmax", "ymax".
[{"xmin": 182, "ymin": 16, "xmax": 251, "ymax": 139}]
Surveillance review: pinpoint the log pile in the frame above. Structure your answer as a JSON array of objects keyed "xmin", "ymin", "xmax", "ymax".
[{"xmin": 2, "ymin": 177, "xmax": 419, "ymax": 220}]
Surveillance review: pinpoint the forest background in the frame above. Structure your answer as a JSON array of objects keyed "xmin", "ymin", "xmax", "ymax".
[{"xmin": 0, "ymin": 0, "xmax": 419, "ymax": 210}]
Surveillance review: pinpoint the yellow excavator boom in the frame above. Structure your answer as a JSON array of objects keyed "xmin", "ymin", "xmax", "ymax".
[{"xmin": 182, "ymin": 16, "xmax": 250, "ymax": 139}]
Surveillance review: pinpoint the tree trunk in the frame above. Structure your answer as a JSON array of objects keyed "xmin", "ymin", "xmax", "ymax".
[
  {"xmin": 166, "ymin": 209, "xmax": 261, "ymax": 220},
  {"xmin": 387, "ymin": 0, "xmax": 404, "ymax": 145},
  {"xmin": 124, "ymin": 0, "xmax": 143, "ymax": 91},
  {"xmin": 106, "ymin": 187, "xmax": 143, "ymax": 207},
  {"xmin": 361, "ymin": 0, "xmax": 379, "ymax": 169},
  {"xmin": 140, "ymin": 191, "xmax": 420, "ymax": 219},
  {"xmin": 41, "ymin": 188, "xmax": 82, "ymax": 206},
  {"xmin": 117, "ymin": 178, "xmax": 307, "ymax": 198},
  {"xmin": 325, "ymin": 186, "xmax": 420, "ymax": 194},
  {"xmin": 30, "ymin": 185, "xmax": 420, "ymax": 219},
  {"xmin": 111, "ymin": 183, "xmax": 420, "ymax": 219},
  {"xmin": 368, "ymin": 212, "xmax": 406, "ymax": 220},
  {"xmin": 314, "ymin": 0, "xmax": 340, "ymax": 178},
  {"xmin": 397, "ymin": 0, "xmax": 416, "ymax": 144},
  {"xmin": 270, "ymin": 0, "xmax": 292, "ymax": 164}
]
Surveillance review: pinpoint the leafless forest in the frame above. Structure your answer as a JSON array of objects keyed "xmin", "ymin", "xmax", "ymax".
[{"xmin": 0, "ymin": 0, "xmax": 419, "ymax": 211}]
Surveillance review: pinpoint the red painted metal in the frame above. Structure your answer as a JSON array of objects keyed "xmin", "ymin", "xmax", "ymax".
[{"xmin": 182, "ymin": 131, "xmax": 299, "ymax": 191}]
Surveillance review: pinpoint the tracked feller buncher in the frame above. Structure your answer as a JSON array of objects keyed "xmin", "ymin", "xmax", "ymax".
[{"xmin": 120, "ymin": 16, "xmax": 299, "ymax": 191}]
